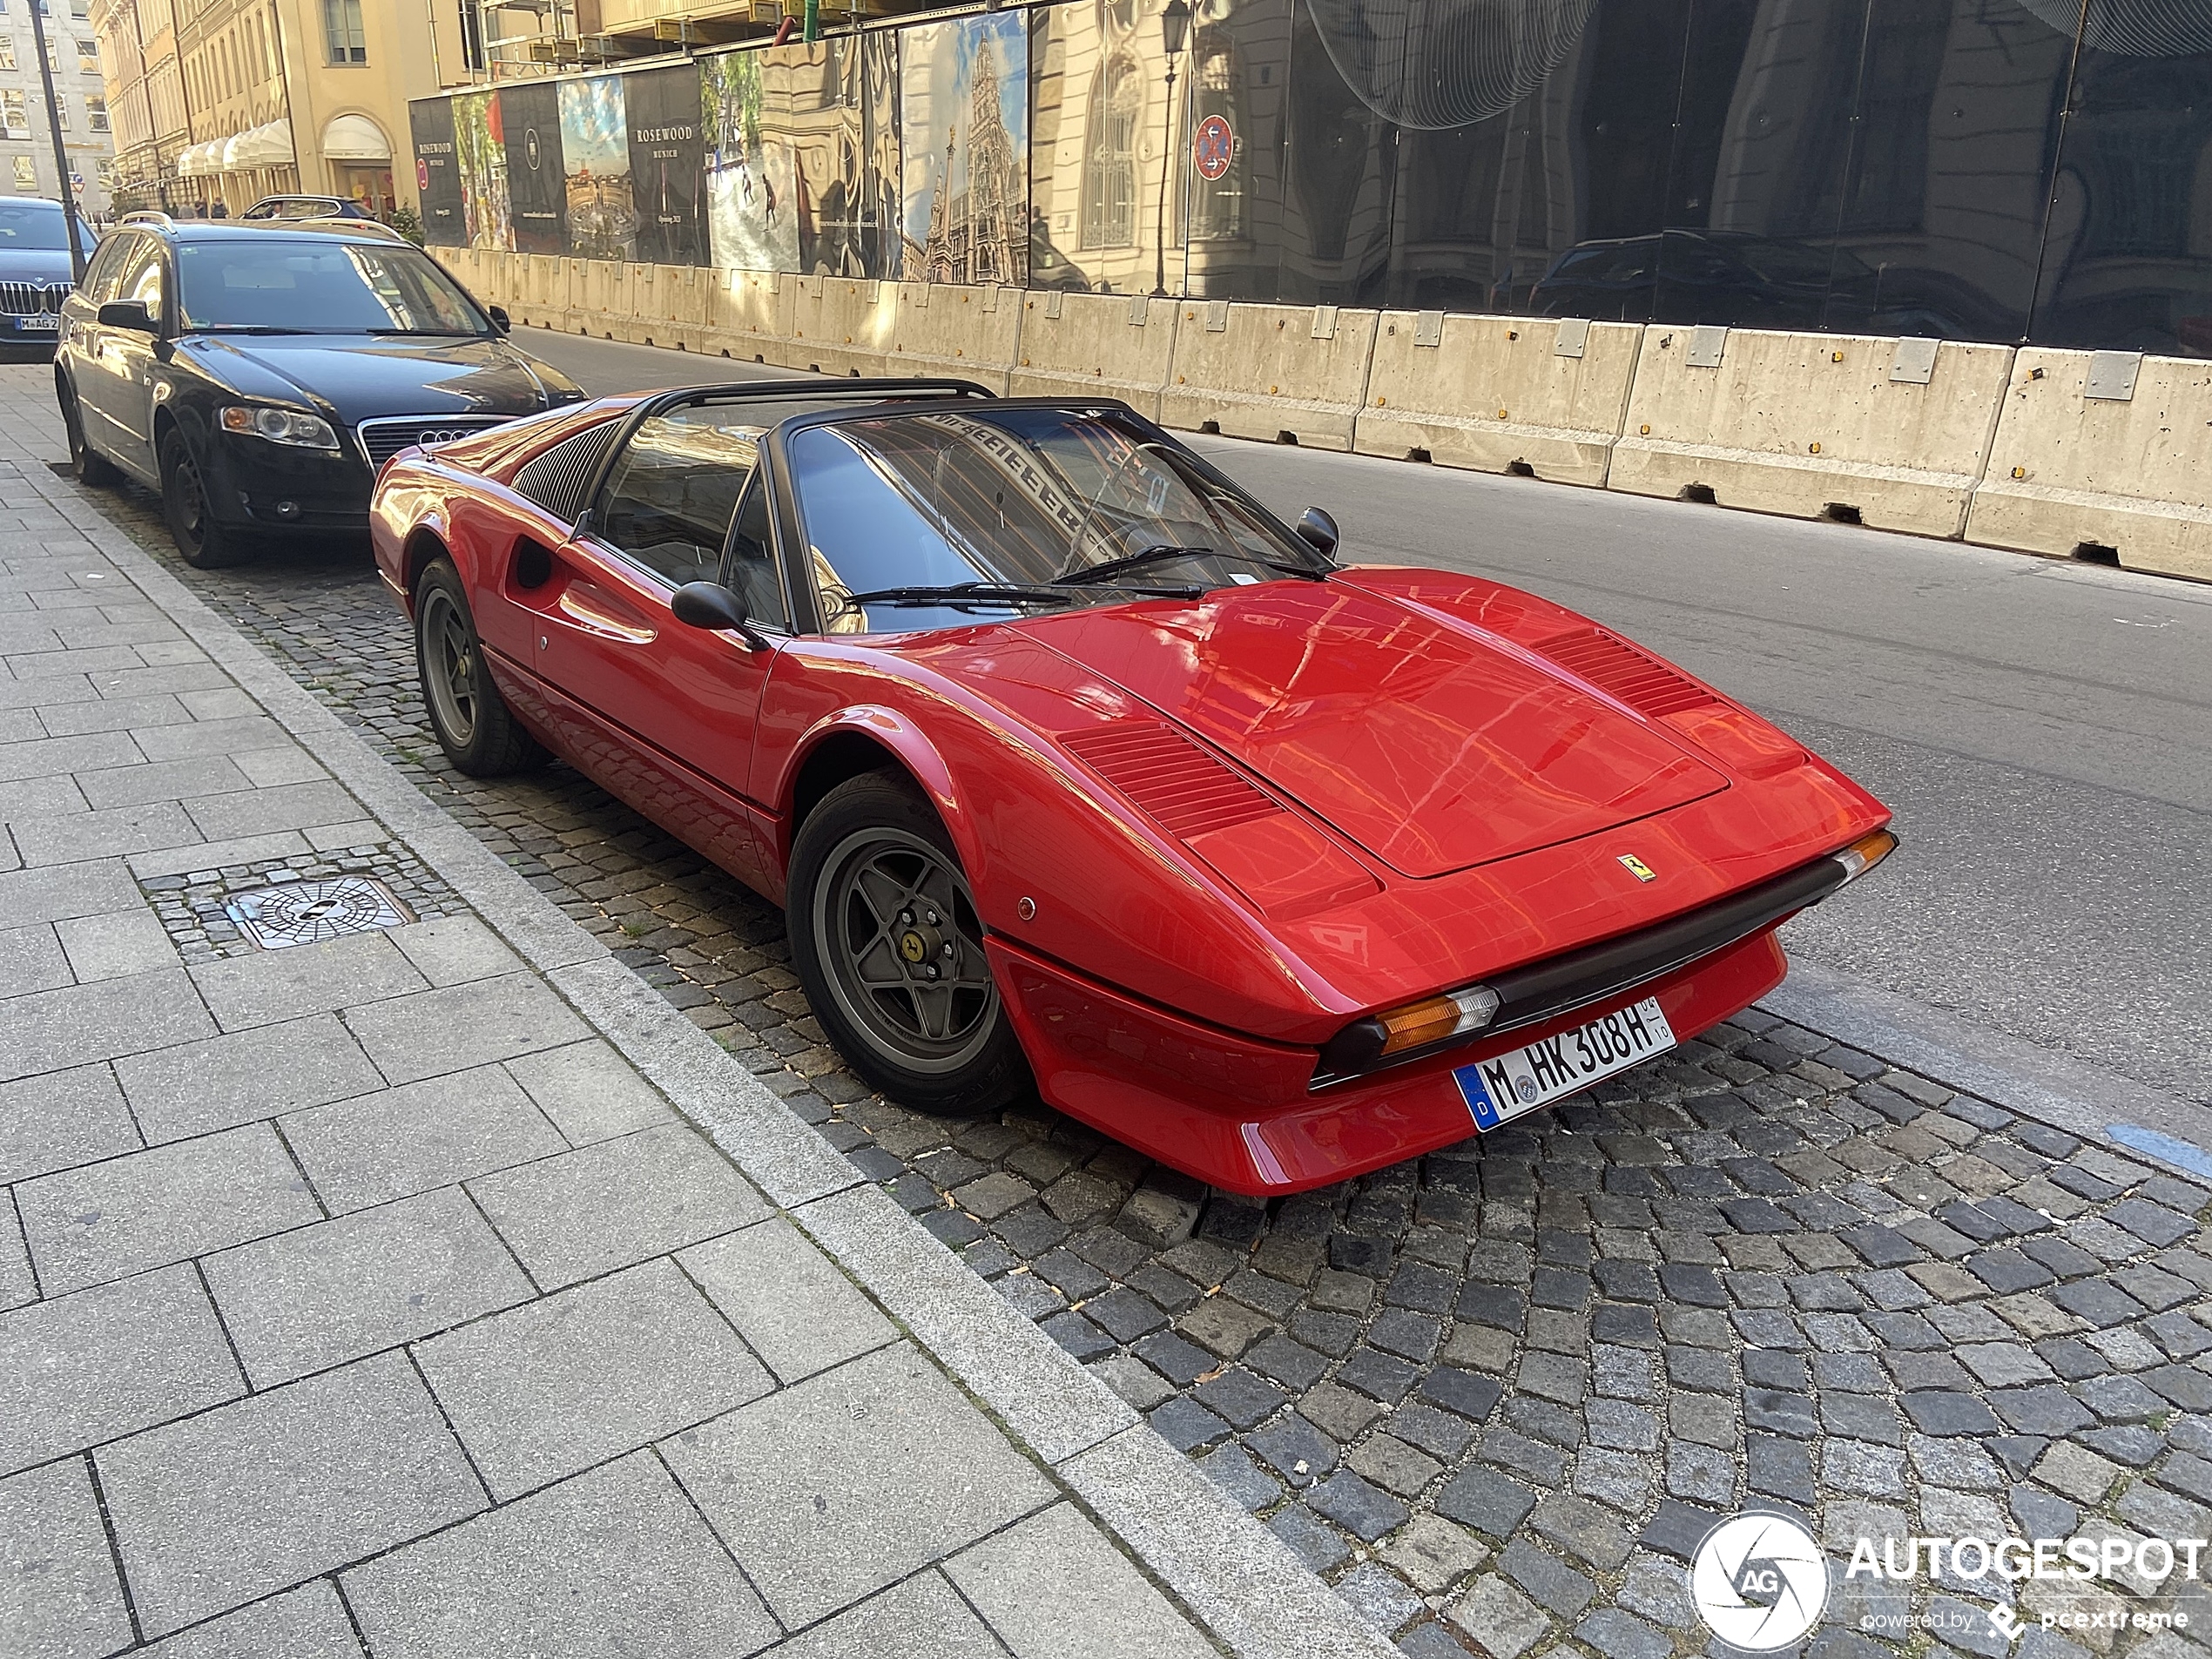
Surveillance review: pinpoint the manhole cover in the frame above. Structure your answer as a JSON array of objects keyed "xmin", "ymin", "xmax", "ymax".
[{"xmin": 223, "ymin": 876, "xmax": 415, "ymax": 951}]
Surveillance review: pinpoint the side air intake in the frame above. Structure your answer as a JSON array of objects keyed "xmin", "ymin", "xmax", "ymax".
[
  {"xmin": 1062, "ymin": 722, "xmax": 1283, "ymax": 840},
  {"xmin": 1536, "ymin": 627, "xmax": 1718, "ymax": 719}
]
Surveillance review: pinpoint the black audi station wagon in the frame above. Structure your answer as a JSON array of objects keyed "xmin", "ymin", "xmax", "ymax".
[{"xmin": 55, "ymin": 214, "xmax": 584, "ymax": 568}]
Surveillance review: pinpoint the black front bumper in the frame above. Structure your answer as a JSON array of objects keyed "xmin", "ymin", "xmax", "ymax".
[{"xmin": 199, "ymin": 433, "xmax": 373, "ymax": 531}]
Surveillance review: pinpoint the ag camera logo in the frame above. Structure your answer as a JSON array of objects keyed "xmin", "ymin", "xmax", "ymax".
[{"xmin": 1693, "ymin": 1512, "xmax": 1830, "ymax": 1650}]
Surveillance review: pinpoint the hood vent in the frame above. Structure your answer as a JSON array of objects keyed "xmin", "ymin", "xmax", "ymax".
[
  {"xmin": 1062, "ymin": 721, "xmax": 1282, "ymax": 840},
  {"xmin": 1536, "ymin": 627, "xmax": 1718, "ymax": 719}
]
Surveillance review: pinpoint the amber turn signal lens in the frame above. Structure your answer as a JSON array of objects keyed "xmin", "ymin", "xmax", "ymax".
[
  {"xmin": 1375, "ymin": 985, "xmax": 1502, "ymax": 1056},
  {"xmin": 1833, "ymin": 829, "xmax": 1898, "ymax": 883}
]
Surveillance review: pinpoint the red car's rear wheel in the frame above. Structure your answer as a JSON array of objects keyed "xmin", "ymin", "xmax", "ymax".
[
  {"xmin": 790, "ymin": 772, "xmax": 1029, "ymax": 1117},
  {"xmin": 415, "ymin": 558, "xmax": 549, "ymax": 778}
]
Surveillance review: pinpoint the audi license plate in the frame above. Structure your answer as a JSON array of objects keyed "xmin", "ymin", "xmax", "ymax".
[
  {"xmin": 15, "ymin": 314, "xmax": 58, "ymax": 330},
  {"xmin": 1453, "ymin": 996, "xmax": 1677, "ymax": 1130}
]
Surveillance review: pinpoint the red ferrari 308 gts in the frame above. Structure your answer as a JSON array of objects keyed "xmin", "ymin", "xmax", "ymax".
[{"xmin": 369, "ymin": 378, "xmax": 1894, "ymax": 1196}]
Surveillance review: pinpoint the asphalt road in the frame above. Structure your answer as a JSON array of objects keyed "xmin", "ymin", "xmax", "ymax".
[{"xmin": 518, "ymin": 327, "xmax": 2212, "ymax": 1112}]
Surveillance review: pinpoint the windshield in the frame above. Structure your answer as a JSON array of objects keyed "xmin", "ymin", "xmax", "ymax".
[
  {"xmin": 175, "ymin": 239, "xmax": 489, "ymax": 335},
  {"xmin": 788, "ymin": 408, "xmax": 1330, "ymax": 634},
  {"xmin": 0, "ymin": 205, "xmax": 68, "ymax": 252}
]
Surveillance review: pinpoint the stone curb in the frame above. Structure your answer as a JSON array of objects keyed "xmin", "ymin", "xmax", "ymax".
[{"xmin": 49, "ymin": 486, "xmax": 1397, "ymax": 1659}]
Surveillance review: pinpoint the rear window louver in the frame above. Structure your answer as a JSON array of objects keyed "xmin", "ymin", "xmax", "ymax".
[
  {"xmin": 1535, "ymin": 626, "xmax": 1718, "ymax": 718},
  {"xmin": 512, "ymin": 425, "xmax": 617, "ymax": 523},
  {"xmin": 1061, "ymin": 721, "xmax": 1282, "ymax": 840}
]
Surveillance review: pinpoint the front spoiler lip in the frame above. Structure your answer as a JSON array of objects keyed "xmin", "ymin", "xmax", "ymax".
[{"xmin": 1310, "ymin": 840, "xmax": 1868, "ymax": 1089}]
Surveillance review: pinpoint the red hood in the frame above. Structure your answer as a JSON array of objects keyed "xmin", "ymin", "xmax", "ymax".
[{"xmin": 1028, "ymin": 581, "xmax": 1728, "ymax": 878}]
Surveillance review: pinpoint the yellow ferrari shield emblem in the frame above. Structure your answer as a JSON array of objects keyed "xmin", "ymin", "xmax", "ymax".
[{"xmin": 1617, "ymin": 853, "xmax": 1657, "ymax": 882}]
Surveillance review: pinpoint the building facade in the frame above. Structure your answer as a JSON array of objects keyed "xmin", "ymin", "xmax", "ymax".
[
  {"xmin": 1, "ymin": 0, "xmax": 121, "ymax": 218},
  {"xmin": 90, "ymin": 0, "xmax": 475, "ymax": 216}
]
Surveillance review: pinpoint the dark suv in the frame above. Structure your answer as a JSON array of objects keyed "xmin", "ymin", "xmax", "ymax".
[{"xmin": 54, "ymin": 213, "xmax": 584, "ymax": 568}]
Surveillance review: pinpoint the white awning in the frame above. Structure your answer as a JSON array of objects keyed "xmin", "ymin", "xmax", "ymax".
[
  {"xmin": 174, "ymin": 139, "xmax": 219, "ymax": 178},
  {"xmin": 320, "ymin": 112, "xmax": 390, "ymax": 162},
  {"xmin": 225, "ymin": 119, "xmax": 294, "ymax": 170}
]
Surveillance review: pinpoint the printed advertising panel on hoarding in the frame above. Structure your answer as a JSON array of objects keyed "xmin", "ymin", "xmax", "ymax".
[
  {"xmin": 626, "ymin": 64, "xmax": 709, "ymax": 267},
  {"xmin": 501, "ymin": 80, "xmax": 567, "ymax": 254}
]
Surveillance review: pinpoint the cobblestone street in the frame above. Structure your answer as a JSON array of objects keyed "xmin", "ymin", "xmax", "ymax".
[{"xmin": 29, "ymin": 376, "xmax": 2212, "ymax": 1659}]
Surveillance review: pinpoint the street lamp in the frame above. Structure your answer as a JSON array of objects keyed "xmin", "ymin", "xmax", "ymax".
[{"xmin": 1151, "ymin": 0, "xmax": 1189, "ymax": 297}]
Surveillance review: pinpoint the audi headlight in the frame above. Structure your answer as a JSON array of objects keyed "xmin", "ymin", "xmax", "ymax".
[{"xmin": 219, "ymin": 404, "xmax": 340, "ymax": 449}]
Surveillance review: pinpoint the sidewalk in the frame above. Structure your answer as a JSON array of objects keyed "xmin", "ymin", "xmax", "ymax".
[{"xmin": 0, "ymin": 441, "xmax": 1387, "ymax": 1654}]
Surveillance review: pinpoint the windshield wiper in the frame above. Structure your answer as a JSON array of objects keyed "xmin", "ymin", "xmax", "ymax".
[
  {"xmin": 189, "ymin": 324, "xmax": 318, "ymax": 335},
  {"xmin": 833, "ymin": 579, "xmax": 1204, "ymax": 615},
  {"xmin": 1056, "ymin": 543, "xmax": 1330, "ymax": 586},
  {"xmin": 367, "ymin": 328, "xmax": 489, "ymax": 338}
]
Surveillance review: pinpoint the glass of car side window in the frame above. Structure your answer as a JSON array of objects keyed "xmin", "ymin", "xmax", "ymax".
[
  {"xmin": 724, "ymin": 476, "xmax": 788, "ymax": 631},
  {"xmin": 597, "ymin": 415, "xmax": 760, "ymax": 591}
]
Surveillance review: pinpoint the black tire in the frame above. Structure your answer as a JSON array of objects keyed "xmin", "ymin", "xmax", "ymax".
[
  {"xmin": 158, "ymin": 428, "xmax": 253, "ymax": 569},
  {"xmin": 57, "ymin": 378, "xmax": 120, "ymax": 487},
  {"xmin": 414, "ymin": 556, "xmax": 550, "ymax": 777},
  {"xmin": 789, "ymin": 772, "xmax": 1030, "ymax": 1117}
]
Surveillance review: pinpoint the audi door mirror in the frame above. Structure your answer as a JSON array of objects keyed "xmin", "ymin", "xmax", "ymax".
[
  {"xmin": 487, "ymin": 304, "xmax": 511, "ymax": 335},
  {"xmin": 1294, "ymin": 506, "xmax": 1340, "ymax": 558},
  {"xmin": 96, "ymin": 300, "xmax": 155, "ymax": 333}
]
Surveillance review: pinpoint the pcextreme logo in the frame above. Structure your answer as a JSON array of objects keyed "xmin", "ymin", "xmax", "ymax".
[{"xmin": 1691, "ymin": 1512, "xmax": 1830, "ymax": 1651}]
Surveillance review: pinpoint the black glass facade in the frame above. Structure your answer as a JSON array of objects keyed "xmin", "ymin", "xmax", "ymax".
[{"xmin": 408, "ymin": 0, "xmax": 2212, "ymax": 354}]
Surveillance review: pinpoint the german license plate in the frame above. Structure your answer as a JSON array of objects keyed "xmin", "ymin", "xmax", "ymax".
[
  {"xmin": 1453, "ymin": 996, "xmax": 1676, "ymax": 1130},
  {"xmin": 16, "ymin": 314, "xmax": 57, "ymax": 330}
]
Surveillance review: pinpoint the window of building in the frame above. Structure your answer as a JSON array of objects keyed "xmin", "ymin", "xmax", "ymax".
[
  {"xmin": 44, "ymin": 33, "xmax": 57, "ymax": 69},
  {"xmin": 77, "ymin": 37, "xmax": 95, "ymax": 71},
  {"xmin": 53, "ymin": 95, "xmax": 67, "ymax": 129},
  {"xmin": 1080, "ymin": 55, "xmax": 1142, "ymax": 249},
  {"xmin": 86, "ymin": 94, "xmax": 105, "ymax": 131},
  {"xmin": 2, "ymin": 91, "xmax": 25, "ymax": 136},
  {"xmin": 11, "ymin": 157, "xmax": 33, "ymax": 189},
  {"xmin": 0, "ymin": 36, "xmax": 14, "ymax": 68},
  {"xmin": 322, "ymin": 0, "xmax": 365, "ymax": 64}
]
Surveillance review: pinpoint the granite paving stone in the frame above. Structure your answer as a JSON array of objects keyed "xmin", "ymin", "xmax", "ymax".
[
  {"xmin": 341, "ymin": 973, "xmax": 591, "ymax": 1085},
  {"xmin": 200, "ymin": 1186, "xmax": 536, "ymax": 1387},
  {"xmin": 414, "ymin": 1258, "xmax": 772, "ymax": 1499},
  {"xmin": 943, "ymin": 1501, "xmax": 1217, "ymax": 1659},
  {"xmin": 133, "ymin": 1581, "xmax": 362, "ymax": 1659},
  {"xmin": 94, "ymin": 1351, "xmax": 486, "ymax": 1635},
  {"xmin": 115, "ymin": 1015, "xmax": 388, "ymax": 1143},
  {"xmin": 657, "ymin": 1340, "xmax": 1054, "ymax": 1628},
  {"xmin": 500, "ymin": 1039, "xmax": 674, "ymax": 1143},
  {"xmin": 678, "ymin": 1216, "xmax": 896, "ymax": 1383},
  {"xmin": 0, "ymin": 1458, "xmax": 134, "ymax": 1659},
  {"xmin": 15, "ymin": 1122, "xmax": 323, "ymax": 1294},
  {"xmin": 341, "ymin": 1453, "xmax": 779, "ymax": 1659},
  {"xmin": 280, "ymin": 1063, "xmax": 567, "ymax": 1213},
  {"xmin": 0, "ymin": 1061, "xmax": 140, "ymax": 1184},
  {"xmin": 0, "ymin": 1263, "xmax": 242, "ymax": 1474},
  {"xmin": 770, "ymin": 1571, "xmax": 1008, "ymax": 1659},
  {"xmin": 465, "ymin": 1124, "xmax": 766, "ymax": 1289}
]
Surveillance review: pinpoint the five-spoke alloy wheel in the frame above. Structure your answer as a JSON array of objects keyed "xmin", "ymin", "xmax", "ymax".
[
  {"xmin": 790, "ymin": 772, "xmax": 1029, "ymax": 1116},
  {"xmin": 414, "ymin": 556, "xmax": 549, "ymax": 777}
]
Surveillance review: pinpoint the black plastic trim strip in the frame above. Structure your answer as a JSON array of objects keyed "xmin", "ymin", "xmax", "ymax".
[{"xmin": 1312, "ymin": 849, "xmax": 1853, "ymax": 1087}]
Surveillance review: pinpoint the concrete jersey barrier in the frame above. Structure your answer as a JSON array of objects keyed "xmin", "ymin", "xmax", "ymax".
[
  {"xmin": 408, "ymin": 245, "xmax": 2212, "ymax": 589},
  {"xmin": 1355, "ymin": 313, "xmax": 1642, "ymax": 488},
  {"xmin": 1966, "ymin": 348, "xmax": 2212, "ymax": 583},
  {"xmin": 1607, "ymin": 326, "xmax": 2015, "ymax": 538},
  {"xmin": 1159, "ymin": 301, "xmax": 1379, "ymax": 450},
  {"xmin": 1010, "ymin": 292, "xmax": 1178, "ymax": 420}
]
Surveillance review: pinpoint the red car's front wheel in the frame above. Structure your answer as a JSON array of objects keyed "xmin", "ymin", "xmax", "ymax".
[{"xmin": 790, "ymin": 772, "xmax": 1030, "ymax": 1117}]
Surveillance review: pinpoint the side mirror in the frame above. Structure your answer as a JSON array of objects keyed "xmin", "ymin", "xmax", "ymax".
[
  {"xmin": 1294, "ymin": 506, "xmax": 1340, "ymax": 558},
  {"xmin": 97, "ymin": 299, "xmax": 155, "ymax": 332},
  {"xmin": 671, "ymin": 580, "xmax": 768, "ymax": 648},
  {"xmin": 487, "ymin": 304, "xmax": 511, "ymax": 334}
]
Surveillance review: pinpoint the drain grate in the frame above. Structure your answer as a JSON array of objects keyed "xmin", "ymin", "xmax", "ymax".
[
  {"xmin": 223, "ymin": 875, "xmax": 415, "ymax": 951},
  {"xmin": 139, "ymin": 840, "xmax": 462, "ymax": 963}
]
